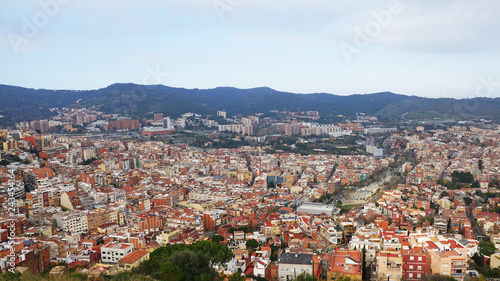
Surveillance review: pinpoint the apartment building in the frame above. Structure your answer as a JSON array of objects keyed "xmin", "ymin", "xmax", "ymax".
[
  {"xmin": 101, "ymin": 242, "xmax": 134, "ymax": 264},
  {"xmin": 53, "ymin": 211, "xmax": 88, "ymax": 234},
  {"xmin": 376, "ymin": 251, "xmax": 403, "ymax": 281},
  {"xmin": 402, "ymin": 248, "xmax": 431, "ymax": 280},
  {"xmin": 427, "ymin": 249, "xmax": 467, "ymax": 279},
  {"xmin": 325, "ymin": 249, "xmax": 363, "ymax": 281},
  {"xmin": 278, "ymin": 253, "xmax": 314, "ymax": 281}
]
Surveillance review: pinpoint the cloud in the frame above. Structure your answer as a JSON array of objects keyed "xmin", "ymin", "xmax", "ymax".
[{"xmin": 375, "ymin": 1, "xmax": 500, "ymax": 53}]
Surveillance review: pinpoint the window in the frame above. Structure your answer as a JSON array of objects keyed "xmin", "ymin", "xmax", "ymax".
[
  {"xmin": 409, "ymin": 273, "xmax": 413, "ymax": 278},
  {"xmin": 418, "ymin": 257, "xmax": 422, "ymax": 261},
  {"xmin": 410, "ymin": 256, "xmax": 414, "ymax": 261},
  {"xmin": 417, "ymin": 274, "xmax": 421, "ymax": 278},
  {"xmin": 417, "ymin": 266, "xmax": 422, "ymax": 271},
  {"xmin": 409, "ymin": 266, "xmax": 413, "ymax": 270}
]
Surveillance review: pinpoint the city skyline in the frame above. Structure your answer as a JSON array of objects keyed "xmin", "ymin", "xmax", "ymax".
[{"xmin": 2, "ymin": 2, "xmax": 500, "ymax": 277}]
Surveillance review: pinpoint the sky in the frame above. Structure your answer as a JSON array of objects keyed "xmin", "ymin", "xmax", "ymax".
[{"xmin": 1, "ymin": 0, "xmax": 500, "ymax": 98}]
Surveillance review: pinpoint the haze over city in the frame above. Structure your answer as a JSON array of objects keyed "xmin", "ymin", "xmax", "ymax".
[{"xmin": 2, "ymin": 1, "xmax": 500, "ymax": 98}]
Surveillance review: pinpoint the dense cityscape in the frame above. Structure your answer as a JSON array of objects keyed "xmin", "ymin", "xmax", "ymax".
[
  {"xmin": 3, "ymin": 1, "xmax": 500, "ymax": 281},
  {"xmin": 0, "ymin": 106, "xmax": 499, "ymax": 281}
]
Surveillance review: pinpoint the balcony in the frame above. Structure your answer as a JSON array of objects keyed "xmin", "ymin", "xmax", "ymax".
[
  {"xmin": 386, "ymin": 267, "xmax": 402, "ymax": 272},
  {"xmin": 386, "ymin": 264, "xmax": 402, "ymax": 272}
]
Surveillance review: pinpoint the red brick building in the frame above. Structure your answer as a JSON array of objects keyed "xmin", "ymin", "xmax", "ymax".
[
  {"xmin": 152, "ymin": 195, "xmax": 174, "ymax": 207},
  {"xmin": 402, "ymin": 248, "xmax": 431, "ymax": 280},
  {"xmin": 202, "ymin": 210, "xmax": 227, "ymax": 231},
  {"xmin": 108, "ymin": 119, "xmax": 141, "ymax": 130},
  {"xmin": 17, "ymin": 243, "xmax": 51, "ymax": 275},
  {"xmin": 0, "ymin": 216, "xmax": 28, "ymax": 236}
]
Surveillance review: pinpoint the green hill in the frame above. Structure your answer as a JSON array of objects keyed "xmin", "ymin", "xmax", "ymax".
[{"xmin": 0, "ymin": 83, "xmax": 498, "ymax": 126}]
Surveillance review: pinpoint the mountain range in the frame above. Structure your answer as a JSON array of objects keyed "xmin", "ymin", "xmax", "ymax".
[{"xmin": 0, "ymin": 83, "xmax": 499, "ymax": 126}]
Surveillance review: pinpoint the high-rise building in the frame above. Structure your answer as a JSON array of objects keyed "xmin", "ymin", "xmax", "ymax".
[
  {"xmin": 108, "ymin": 119, "xmax": 141, "ymax": 130},
  {"xmin": 242, "ymin": 125, "xmax": 253, "ymax": 136},
  {"xmin": 163, "ymin": 117, "xmax": 173, "ymax": 130},
  {"xmin": 241, "ymin": 117, "xmax": 252, "ymax": 126},
  {"xmin": 153, "ymin": 113, "xmax": 164, "ymax": 122},
  {"xmin": 217, "ymin": 111, "xmax": 227, "ymax": 119}
]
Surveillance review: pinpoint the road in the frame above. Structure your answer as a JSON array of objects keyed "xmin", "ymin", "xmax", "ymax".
[
  {"xmin": 336, "ymin": 166, "xmax": 401, "ymax": 206},
  {"xmin": 467, "ymin": 209, "xmax": 485, "ymax": 241}
]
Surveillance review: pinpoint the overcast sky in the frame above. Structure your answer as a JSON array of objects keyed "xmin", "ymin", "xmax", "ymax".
[{"xmin": 1, "ymin": 0, "xmax": 500, "ymax": 98}]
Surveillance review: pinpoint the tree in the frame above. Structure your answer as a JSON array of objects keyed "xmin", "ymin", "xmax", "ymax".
[
  {"xmin": 482, "ymin": 268, "xmax": 500, "ymax": 278},
  {"xmin": 160, "ymin": 262, "xmax": 184, "ymax": 281},
  {"xmin": 1, "ymin": 271, "xmax": 21, "ymax": 281},
  {"xmin": 196, "ymin": 273, "xmax": 213, "ymax": 281},
  {"xmin": 11, "ymin": 156, "xmax": 21, "ymax": 162},
  {"xmin": 489, "ymin": 179, "xmax": 500, "ymax": 188},
  {"xmin": 479, "ymin": 159, "xmax": 483, "ymax": 171},
  {"xmin": 464, "ymin": 197, "xmax": 473, "ymax": 206},
  {"xmin": 472, "ymin": 252, "xmax": 483, "ymax": 267},
  {"xmin": 479, "ymin": 240, "xmax": 496, "ymax": 257},
  {"xmin": 228, "ymin": 273, "xmax": 246, "ymax": 281},
  {"xmin": 428, "ymin": 273, "xmax": 456, "ymax": 281},
  {"xmin": 189, "ymin": 240, "xmax": 233, "ymax": 265},
  {"xmin": 430, "ymin": 202, "xmax": 440, "ymax": 214},
  {"xmin": 362, "ymin": 246, "xmax": 367, "ymax": 280},
  {"xmin": 163, "ymin": 250, "xmax": 216, "ymax": 281},
  {"xmin": 452, "ymin": 171, "xmax": 474, "ymax": 183},
  {"xmin": 246, "ymin": 239, "xmax": 259, "ymax": 251},
  {"xmin": 138, "ymin": 240, "xmax": 233, "ymax": 279},
  {"xmin": 295, "ymin": 272, "xmax": 318, "ymax": 281},
  {"xmin": 418, "ymin": 216, "xmax": 434, "ymax": 226},
  {"xmin": 212, "ymin": 235, "xmax": 224, "ymax": 244},
  {"xmin": 471, "ymin": 180, "xmax": 480, "ymax": 188}
]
